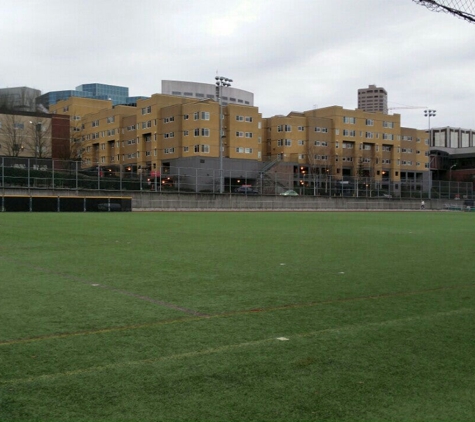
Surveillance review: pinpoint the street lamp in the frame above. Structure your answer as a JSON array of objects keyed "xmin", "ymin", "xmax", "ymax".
[
  {"xmin": 29, "ymin": 121, "xmax": 42, "ymax": 158},
  {"xmin": 449, "ymin": 163, "xmax": 457, "ymax": 182},
  {"xmin": 424, "ymin": 109, "xmax": 436, "ymax": 200},
  {"xmin": 215, "ymin": 75, "xmax": 232, "ymax": 193},
  {"xmin": 449, "ymin": 163, "xmax": 457, "ymax": 200}
]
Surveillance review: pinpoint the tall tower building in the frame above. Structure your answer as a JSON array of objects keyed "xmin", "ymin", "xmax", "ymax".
[{"xmin": 358, "ymin": 84, "xmax": 388, "ymax": 114}]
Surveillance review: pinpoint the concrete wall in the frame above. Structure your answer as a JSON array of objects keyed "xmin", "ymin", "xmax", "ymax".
[
  {"xmin": 2, "ymin": 188, "xmax": 449, "ymax": 211},
  {"xmin": 132, "ymin": 193, "xmax": 432, "ymax": 211}
]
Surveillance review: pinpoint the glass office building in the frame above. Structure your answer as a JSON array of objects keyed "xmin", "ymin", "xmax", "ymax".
[
  {"xmin": 36, "ymin": 83, "xmax": 132, "ymax": 110},
  {"xmin": 76, "ymin": 83, "xmax": 129, "ymax": 106}
]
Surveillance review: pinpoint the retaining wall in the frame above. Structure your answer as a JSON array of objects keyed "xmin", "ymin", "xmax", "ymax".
[{"xmin": 1, "ymin": 188, "xmax": 452, "ymax": 211}]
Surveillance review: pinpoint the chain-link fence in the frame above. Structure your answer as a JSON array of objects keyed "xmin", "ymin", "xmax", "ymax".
[{"xmin": 0, "ymin": 156, "xmax": 472, "ymax": 199}]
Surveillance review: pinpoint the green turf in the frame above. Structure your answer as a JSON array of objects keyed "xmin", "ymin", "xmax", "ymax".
[{"xmin": 1, "ymin": 211, "xmax": 475, "ymax": 421}]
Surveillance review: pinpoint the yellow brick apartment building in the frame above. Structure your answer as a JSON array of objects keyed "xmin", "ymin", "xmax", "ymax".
[{"xmin": 50, "ymin": 95, "xmax": 429, "ymax": 194}]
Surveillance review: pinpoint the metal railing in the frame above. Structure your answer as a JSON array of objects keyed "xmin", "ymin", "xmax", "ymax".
[{"xmin": 0, "ymin": 156, "xmax": 473, "ymax": 199}]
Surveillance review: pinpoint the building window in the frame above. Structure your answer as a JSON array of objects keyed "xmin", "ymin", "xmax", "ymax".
[
  {"xmin": 343, "ymin": 116, "xmax": 356, "ymax": 124},
  {"xmin": 383, "ymin": 121, "xmax": 395, "ymax": 128},
  {"xmin": 366, "ymin": 119, "xmax": 374, "ymax": 126},
  {"xmin": 201, "ymin": 144, "xmax": 210, "ymax": 153},
  {"xmin": 201, "ymin": 128, "xmax": 210, "ymax": 137},
  {"xmin": 141, "ymin": 106, "xmax": 151, "ymax": 115},
  {"xmin": 201, "ymin": 112, "xmax": 210, "ymax": 120},
  {"xmin": 184, "ymin": 146, "xmax": 189, "ymax": 152}
]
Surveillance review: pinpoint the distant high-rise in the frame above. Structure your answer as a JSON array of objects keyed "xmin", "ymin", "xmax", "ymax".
[
  {"xmin": 358, "ymin": 84, "xmax": 388, "ymax": 114},
  {"xmin": 0, "ymin": 86, "xmax": 41, "ymax": 112},
  {"xmin": 162, "ymin": 80, "xmax": 254, "ymax": 106}
]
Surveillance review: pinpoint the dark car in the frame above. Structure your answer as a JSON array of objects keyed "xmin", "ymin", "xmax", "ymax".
[{"xmin": 234, "ymin": 185, "xmax": 259, "ymax": 194}]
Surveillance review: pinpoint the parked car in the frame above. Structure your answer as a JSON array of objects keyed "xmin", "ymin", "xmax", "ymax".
[
  {"xmin": 280, "ymin": 190, "xmax": 299, "ymax": 196},
  {"xmin": 235, "ymin": 185, "xmax": 259, "ymax": 194}
]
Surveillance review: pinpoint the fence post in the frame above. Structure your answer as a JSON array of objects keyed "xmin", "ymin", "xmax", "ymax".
[
  {"xmin": 28, "ymin": 158, "xmax": 31, "ymax": 191},
  {"xmin": 97, "ymin": 165, "xmax": 101, "ymax": 191},
  {"xmin": 159, "ymin": 167, "xmax": 162, "ymax": 193},
  {"xmin": 75, "ymin": 161, "xmax": 78, "ymax": 190},
  {"xmin": 1, "ymin": 157, "xmax": 4, "ymax": 193},
  {"xmin": 119, "ymin": 164, "xmax": 123, "ymax": 191},
  {"xmin": 52, "ymin": 160, "xmax": 55, "ymax": 190},
  {"xmin": 195, "ymin": 168, "xmax": 198, "ymax": 193}
]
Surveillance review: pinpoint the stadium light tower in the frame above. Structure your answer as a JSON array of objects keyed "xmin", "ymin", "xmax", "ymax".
[
  {"xmin": 215, "ymin": 76, "xmax": 232, "ymax": 194},
  {"xmin": 424, "ymin": 109, "xmax": 436, "ymax": 130},
  {"xmin": 424, "ymin": 109, "xmax": 436, "ymax": 200}
]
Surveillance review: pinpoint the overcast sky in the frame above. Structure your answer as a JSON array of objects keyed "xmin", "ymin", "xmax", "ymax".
[{"xmin": 1, "ymin": 0, "xmax": 473, "ymax": 129}]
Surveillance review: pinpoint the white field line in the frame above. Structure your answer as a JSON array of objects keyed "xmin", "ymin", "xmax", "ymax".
[{"xmin": 1, "ymin": 307, "xmax": 472, "ymax": 386}]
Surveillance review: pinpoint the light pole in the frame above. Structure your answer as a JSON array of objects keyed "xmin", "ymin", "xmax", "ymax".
[
  {"xmin": 424, "ymin": 109, "xmax": 436, "ymax": 200},
  {"xmin": 215, "ymin": 76, "xmax": 232, "ymax": 193},
  {"xmin": 449, "ymin": 163, "xmax": 457, "ymax": 199},
  {"xmin": 424, "ymin": 109, "xmax": 436, "ymax": 130},
  {"xmin": 29, "ymin": 121, "xmax": 41, "ymax": 159},
  {"xmin": 449, "ymin": 163, "xmax": 457, "ymax": 182}
]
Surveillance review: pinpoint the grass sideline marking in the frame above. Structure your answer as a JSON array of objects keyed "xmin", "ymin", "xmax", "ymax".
[
  {"xmin": 1, "ymin": 282, "xmax": 474, "ymax": 347},
  {"xmin": 2, "ymin": 308, "xmax": 472, "ymax": 386},
  {"xmin": 0, "ymin": 255, "xmax": 208, "ymax": 317}
]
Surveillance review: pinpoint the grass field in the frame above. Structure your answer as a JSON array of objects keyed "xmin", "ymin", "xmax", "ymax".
[{"xmin": 1, "ymin": 211, "xmax": 475, "ymax": 421}]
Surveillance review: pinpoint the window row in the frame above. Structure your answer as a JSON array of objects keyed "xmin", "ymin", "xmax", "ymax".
[
  {"xmin": 183, "ymin": 145, "xmax": 210, "ymax": 153},
  {"xmin": 236, "ymin": 115, "xmax": 253, "ymax": 122},
  {"xmin": 236, "ymin": 132, "xmax": 253, "ymax": 138},
  {"xmin": 235, "ymin": 147, "xmax": 253, "ymax": 154},
  {"xmin": 343, "ymin": 116, "xmax": 395, "ymax": 129},
  {"xmin": 183, "ymin": 112, "xmax": 210, "ymax": 121}
]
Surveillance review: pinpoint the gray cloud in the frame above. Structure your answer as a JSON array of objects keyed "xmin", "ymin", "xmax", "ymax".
[{"xmin": 1, "ymin": 0, "xmax": 474, "ymax": 129}]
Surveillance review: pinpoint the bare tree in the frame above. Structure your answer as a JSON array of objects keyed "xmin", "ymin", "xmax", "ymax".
[
  {"xmin": 25, "ymin": 117, "xmax": 51, "ymax": 158},
  {"xmin": 305, "ymin": 140, "xmax": 332, "ymax": 195},
  {"xmin": 0, "ymin": 95, "xmax": 15, "ymax": 113},
  {"xmin": 0, "ymin": 114, "xmax": 27, "ymax": 156}
]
